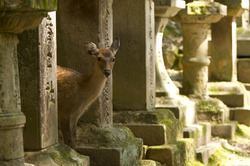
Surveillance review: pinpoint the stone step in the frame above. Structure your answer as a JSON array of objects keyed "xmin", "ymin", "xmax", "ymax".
[
  {"xmin": 230, "ymin": 107, "xmax": 250, "ymax": 126},
  {"xmin": 140, "ymin": 160, "xmax": 162, "ymax": 166},
  {"xmin": 124, "ymin": 124, "xmax": 167, "ymax": 146},
  {"xmin": 208, "ymin": 82, "xmax": 250, "ymax": 108},
  {"xmin": 196, "ymin": 142, "xmax": 221, "ymax": 166},
  {"xmin": 237, "ymin": 58, "xmax": 250, "ymax": 83},
  {"xmin": 211, "ymin": 121, "xmax": 238, "ymax": 139},
  {"xmin": 145, "ymin": 139, "xmax": 195, "ymax": 166},
  {"xmin": 183, "ymin": 123, "xmax": 211, "ymax": 148}
]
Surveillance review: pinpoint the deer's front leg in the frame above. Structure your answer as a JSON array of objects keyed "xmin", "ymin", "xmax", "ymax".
[{"xmin": 60, "ymin": 117, "xmax": 77, "ymax": 149}]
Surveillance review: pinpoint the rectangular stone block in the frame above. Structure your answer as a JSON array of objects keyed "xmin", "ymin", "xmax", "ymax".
[
  {"xmin": 113, "ymin": 0, "xmax": 155, "ymax": 111},
  {"xmin": 17, "ymin": 12, "xmax": 57, "ymax": 150},
  {"xmin": 211, "ymin": 121, "xmax": 238, "ymax": 139},
  {"xmin": 125, "ymin": 124, "xmax": 166, "ymax": 146},
  {"xmin": 77, "ymin": 147, "xmax": 121, "ymax": 166},
  {"xmin": 237, "ymin": 58, "xmax": 250, "ymax": 83},
  {"xmin": 183, "ymin": 123, "xmax": 211, "ymax": 148},
  {"xmin": 209, "ymin": 94, "xmax": 244, "ymax": 107},
  {"xmin": 196, "ymin": 142, "xmax": 221, "ymax": 166},
  {"xmin": 237, "ymin": 39, "xmax": 250, "ymax": 56},
  {"xmin": 230, "ymin": 108, "xmax": 250, "ymax": 126}
]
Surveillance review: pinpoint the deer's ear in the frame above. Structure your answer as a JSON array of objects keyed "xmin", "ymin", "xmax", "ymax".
[
  {"xmin": 85, "ymin": 42, "xmax": 99, "ymax": 55},
  {"xmin": 110, "ymin": 38, "xmax": 120, "ymax": 54}
]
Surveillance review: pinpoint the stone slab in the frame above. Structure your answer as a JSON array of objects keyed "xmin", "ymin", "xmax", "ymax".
[
  {"xmin": 140, "ymin": 160, "xmax": 162, "ymax": 166},
  {"xmin": 209, "ymin": 94, "xmax": 244, "ymax": 107},
  {"xmin": 184, "ymin": 123, "xmax": 211, "ymax": 148},
  {"xmin": 211, "ymin": 121, "xmax": 238, "ymax": 139},
  {"xmin": 237, "ymin": 58, "xmax": 250, "ymax": 83},
  {"xmin": 124, "ymin": 124, "xmax": 166, "ymax": 146},
  {"xmin": 77, "ymin": 147, "xmax": 121, "ymax": 166},
  {"xmin": 196, "ymin": 142, "xmax": 221, "ymax": 166},
  {"xmin": 146, "ymin": 139, "xmax": 195, "ymax": 166},
  {"xmin": 237, "ymin": 39, "xmax": 250, "ymax": 56},
  {"xmin": 230, "ymin": 108, "xmax": 250, "ymax": 126},
  {"xmin": 244, "ymin": 83, "xmax": 250, "ymax": 91},
  {"xmin": 25, "ymin": 144, "xmax": 90, "ymax": 166}
]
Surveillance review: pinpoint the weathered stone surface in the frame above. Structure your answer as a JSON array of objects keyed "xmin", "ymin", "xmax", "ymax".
[
  {"xmin": 57, "ymin": 0, "xmax": 113, "ymax": 128},
  {"xmin": 25, "ymin": 143, "xmax": 89, "ymax": 166},
  {"xmin": 114, "ymin": 109, "xmax": 180, "ymax": 143},
  {"xmin": 0, "ymin": 33, "xmax": 26, "ymax": 166},
  {"xmin": 146, "ymin": 139, "xmax": 195, "ymax": 166},
  {"xmin": 154, "ymin": 0, "xmax": 185, "ymax": 17},
  {"xmin": 18, "ymin": 12, "xmax": 57, "ymax": 150},
  {"xmin": 210, "ymin": 16, "xmax": 237, "ymax": 82},
  {"xmin": 184, "ymin": 123, "xmax": 211, "ymax": 148},
  {"xmin": 192, "ymin": 97, "xmax": 230, "ymax": 123},
  {"xmin": 113, "ymin": 0, "xmax": 155, "ymax": 111},
  {"xmin": 140, "ymin": 160, "xmax": 162, "ymax": 166},
  {"xmin": 124, "ymin": 124, "xmax": 166, "ymax": 146},
  {"xmin": 238, "ymin": 59, "xmax": 250, "ymax": 83},
  {"xmin": 0, "ymin": 0, "xmax": 57, "ymax": 33},
  {"xmin": 76, "ymin": 125, "xmax": 143, "ymax": 166},
  {"xmin": 196, "ymin": 142, "xmax": 221, "ymax": 165},
  {"xmin": 230, "ymin": 108, "xmax": 250, "ymax": 126},
  {"xmin": 214, "ymin": 0, "xmax": 249, "ymax": 16},
  {"xmin": 211, "ymin": 121, "xmax": 238, "ymax": 139},
  {"xmin": 237, "ymin": 38, "xmax": 250, "ymax": 56},
  {"xmin": 208, "ymin": 82, "xmax": 250, "ymax": 108}
]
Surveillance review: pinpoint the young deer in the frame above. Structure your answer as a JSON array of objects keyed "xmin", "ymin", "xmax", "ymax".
[{"xmin": 57, "ymin": 38, "xmax": 120, "ymax": 149}]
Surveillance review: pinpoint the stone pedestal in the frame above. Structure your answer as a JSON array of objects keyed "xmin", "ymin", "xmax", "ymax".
[
  {"xmin": 17, "ymin": 12, "xmax": 57, "ymax": 150},
  {"xmin": 209, "ymin": 0, "xmax": 249, "ymax": 82},
  {"xmin": 174, "ymin": 1, "xmax": 227, "ymax": 96},
  {"xmin": 0, "ymin": 1, "xmax": 56, "ymax": 165},
  {"xmin": 57, "ymin": 0, "xmax": 142, "ymax": 165},
  {"xmin": 113, "ymin": 0, "xmax": 155, "ymax": 111}
]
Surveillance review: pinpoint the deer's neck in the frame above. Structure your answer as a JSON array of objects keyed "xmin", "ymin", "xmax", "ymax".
[{"xmin": 81, "ymin": 62, "xmax": 107, "ymax": 99}]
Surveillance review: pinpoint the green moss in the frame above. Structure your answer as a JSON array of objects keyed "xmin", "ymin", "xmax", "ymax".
[
  {"xmin": 197, "ymin": 99, "xmax": 224, "ymax": 114},
  {"xmin": 235, "ymin": 124, "xmax": 250, "ymax": 139}
]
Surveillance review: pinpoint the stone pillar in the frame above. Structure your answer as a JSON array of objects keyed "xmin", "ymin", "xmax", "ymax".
[
  {"xmin": 0, "ymin": 1, "xmax": 56, "ymax": 165},
  {"xmin": 17, "ymin": 12, "xmax": 57, "ymax": 150},
  {"xmin": 113, "ymin": 0, "xmax": 155, "ymax": 111},
  {"xmin": 174, "ymin": 1, "xmax": 227, "ymax": 96},
  {"xmin": 57, "ymin": 0, "xmax": 142, "ymax": 165},
  {"xmin": 210, "ymin": 0, "xmax": 249, "ymax": 82}
]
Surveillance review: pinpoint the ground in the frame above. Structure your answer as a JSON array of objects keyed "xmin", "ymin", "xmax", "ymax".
[{"xmin": 208, "ymin": 124, "xmax": 250, "ymax": 166}]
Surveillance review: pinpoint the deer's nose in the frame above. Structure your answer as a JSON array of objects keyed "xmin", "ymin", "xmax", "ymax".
[{"xmin": 104, "ymin": 70, "xmax": 111, "ymax": 77}]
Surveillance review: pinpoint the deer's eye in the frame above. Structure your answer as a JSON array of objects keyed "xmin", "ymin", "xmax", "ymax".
[
  {"xmin": 112, "ymin": 58, "xmax": 116, "ymax": 62},
  {"xmin": 97, "ymin": 57, "xmax": 101, "ymax": 61}
]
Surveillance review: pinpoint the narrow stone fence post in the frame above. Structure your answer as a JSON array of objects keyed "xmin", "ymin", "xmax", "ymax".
[
  {"xmin": 210, "ymin": 0, "xmax": 249, "ymax": 82},
  {"xmin": 0, "ymin": 1, "xmax": 56, "ymax": 165}
]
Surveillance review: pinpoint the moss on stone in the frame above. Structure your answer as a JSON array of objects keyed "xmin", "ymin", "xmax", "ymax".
[
  {"xmin": 196, "ymin": 98, "xmax": 226, "ymax": 114},
  {"xmin": 25, "ymin": 143, "xmax": 89, "ymax": 166}
]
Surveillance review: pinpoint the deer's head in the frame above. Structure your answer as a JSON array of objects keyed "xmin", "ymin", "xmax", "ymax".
[{"xmin": 86, "ymin": 38, "xmax": 120, "ymax": 78}]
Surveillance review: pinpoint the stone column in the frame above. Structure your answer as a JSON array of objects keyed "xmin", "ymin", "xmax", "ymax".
[
  {"xmin": 17, "ymin": 12, "xmax": 57, "ymax": 150},
  {"xmin": 57, "ymin": 0, "xmax": 142, "ymax": 165},
  {"xmin": 174, "ymin": 1, "xmax": 227, "ymax": 96},
  {"xmin": 0, "ymin": 1, "xmax": 56, "ymax": 165},
  {"xmin": 210, "ymin": 0, "xmax": 249, "ymax": 82},
  {"xmin": 113, "ymin": 0, "xmax": 155, "ymax": 111}
]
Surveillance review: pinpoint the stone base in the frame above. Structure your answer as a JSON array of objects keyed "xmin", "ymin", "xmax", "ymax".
[
  {"xmin": 230, "ymin": 107, "xmax": 250, "ymax": 126},
  {"xmin": 211, "ymin": 121, "xmax": 238, "ymax": 139},
  {"xmin": 184, "ymin": 123, "xmax": 211, "ymax": 148},
  {"xmin": 76, "ymin": 125, "xmax": 143, "ymax": 166},
  {"xmin": 124, "ymin": 124, "xmax": 166, "ymax": 146},
  {"xmin": 190, "ymin": 96, "xmax": 230, "ymax": 123},
  {"xmin": 196, "ymin": 142, "xmax": 221, "ymax": 166},
  {"xmin": 208, "ymin": 82, "xmax": 250, "ymax": 108},
  {"xmin": 145, "ymin": 139, "xmax": 195, "ymax": 166},
  {"xmin": 113, "ymin": 109, "xmax": 180, "ymax": 143},
  {"xmin": 140, "ymin": 160, "xmax": 161, "ymax": 166},
  {"xmin": 24, "ymin": 143, "xmax": 89, "ymax": 166}
]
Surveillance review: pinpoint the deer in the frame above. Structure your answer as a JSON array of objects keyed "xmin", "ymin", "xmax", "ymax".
[{"xmin": 57, "ymin": 38, "xmax": 120, "ymax": 149}]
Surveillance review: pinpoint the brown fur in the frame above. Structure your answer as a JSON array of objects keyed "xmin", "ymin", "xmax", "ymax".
[{"xmin": 57, "ymin": 39, "xmax": 120, "ymax": 148}]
